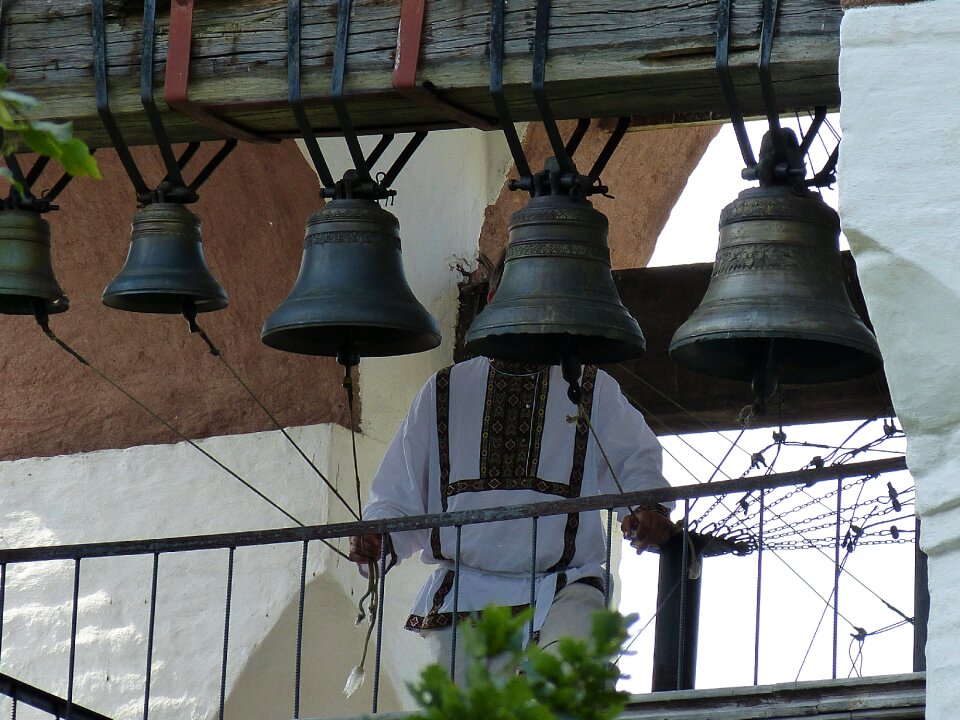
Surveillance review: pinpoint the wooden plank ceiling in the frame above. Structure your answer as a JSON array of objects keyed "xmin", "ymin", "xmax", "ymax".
[{"xmin": 7, "ymin": 0, "xmax": 841, "ymax": 148}]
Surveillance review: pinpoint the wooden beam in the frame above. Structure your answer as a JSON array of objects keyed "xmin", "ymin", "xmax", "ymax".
[
  {"xmin": 5, "ymin": 0, "xmax": 841, "ymax": 149},
  {"xmin": 456, "ymin": 254, "xmax": 893, "ymax": 435}
]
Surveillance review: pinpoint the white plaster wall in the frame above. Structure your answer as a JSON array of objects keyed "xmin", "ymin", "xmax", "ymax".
[
  {"xmin": 0, "ymin": 426, "xmax": 339, "ymax": 720},
  {"xmin": 0, "ymin": 128, "xmax": 514, "ymax": 719},
  {"xmin": 839, "ymin": 3, "xmax": 960, "ymax": 717}
]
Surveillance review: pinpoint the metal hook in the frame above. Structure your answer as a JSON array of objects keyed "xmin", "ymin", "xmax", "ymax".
[
  {"xmin": 288, "ymin": 0, "xmax": 422, "ymax": 199},
  {"xmin": 141, "ymin": 0, "xmax": 187, "ymax": 192},
  {"xmin": 715, "ymin": 0, "xmax": 756, "ymax": 171},
  {"xmin": 288, "ymin": 0, "xmax": 336, "ymax": 189},
  {"xmin": 331, "ymin": 0, "xmax": 371, "ymax": 180},
  {"xmin": 757, "ymin": 0, "xmax": 787, "ymax": 165},
  {"xmin": 489, "ymin": 0, "xmax": 531, "ymax": 182},
  {"xmin": 532, "ymin": 0, "xmax": 574, "ymax": 174},
  {"xmin": 92, "ymin": 0, "xmax": 150, "ymax": 202}
]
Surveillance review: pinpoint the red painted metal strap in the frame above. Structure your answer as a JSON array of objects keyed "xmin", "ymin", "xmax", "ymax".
[
  {"xmin": 165, "ymin": 0, "xmax": 272, "ymax": 143},
  {"xmin": 392, "ymin": 0, "xmax": 496, "ymax": 131}
]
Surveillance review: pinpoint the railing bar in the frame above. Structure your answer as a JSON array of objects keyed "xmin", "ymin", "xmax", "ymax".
[
  {"xmin": 604, "ymin": 508, "xmax": 614, "ymax": 607},
  {"xmin": 0, "ymin": 563, "xmax": 6, "ymax": 664},
  {"xmin": 294, "ymin": 541, "xmax": 308, "ymax": 719},
  {"xmin": 449, "ymin": 526, "xmax": 462, "ymax": 682},
  {"xmin": 832, "ymin": 476, "xmax": 842, "ymax": 679},
  {"xmin": 0, "ymin": 674, "xmax": 112, "ymax": 720},
  {"xmin": 66, "ymin": 559, "xmax": 81, "ymax": 720},
  {"xmin": 676, "ymin": 501, "xmax": 690, "ymax": 691},
  {"xmin": 0, "ymin": 458, "xmax": 907, "ymax": 563},
  {"xmin": 142, "ymin": 553, "xmax": 159, "ymax": 720},
  {"xmin": 529, "ymin": 517, "xmax": 538, "ymax": 644},
  {"xmin": 219, "ymin": 548, "xmax": 235, "ymax": 720},
  {"xmin": 372, "ymin": 534, "xmax": 387, "ymax": 714},
  {"xmin": 753, "ymin": 490, "xmax": 765, "ymax": 685}
]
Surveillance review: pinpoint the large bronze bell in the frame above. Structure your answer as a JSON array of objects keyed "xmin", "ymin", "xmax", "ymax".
[
  {"xmin": 0, "ymin": 208, "xmax": 69, "ymax": 315},
  {"xmin": 465, "ymin": 192, "xmax": 645, "ymax": 365},
  {"xmin": 261, "ymin": 198, "xmax": 441, "ymax": 357},
  {"xmin": 102, "ymin": 202, "xmax": 227, "ymax": 313},
  {"xmin": 669, "ymin": 184, "xmax": 882, "ymax": 386}
]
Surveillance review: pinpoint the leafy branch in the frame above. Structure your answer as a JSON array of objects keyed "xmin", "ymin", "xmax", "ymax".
[
  {"xmin": 0, "ymin": 64, "xmax": 100, "ymax": 194},
  {"xmin": 406, "ymin": 606, "xmax": 636, "ymax": 720}
]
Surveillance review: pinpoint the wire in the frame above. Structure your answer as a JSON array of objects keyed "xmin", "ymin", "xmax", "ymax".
[
  {"xmin": 186, "ymin": 313, "xmax": 360, "ymax": 520},
  {"xmin": 35, "ymin": 309, "xmax": 351, "ymax": 562},
  {"xmin": 614, "ymin": 362, "xmax": 753, "ymax": 460}
]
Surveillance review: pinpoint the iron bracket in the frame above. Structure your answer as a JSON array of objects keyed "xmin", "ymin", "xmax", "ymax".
[
  {"xmin": 716, "ymin": 0, "xmax": 839, "ymax": 188},
  {"xmin": 392, "ymin": 0, "xmax": 497, "ymax": 130},
  {"xmin": 490, "ymin": 0, "xmax": 630, "ymax": 200},
  {"xmin": 288, "ymin": 0, "xmax": 427, "ymax": 201},
  {"xmin": 92, "ymin": 0, "xmax": 237, "ymax": 207},
  {"xmin": 164, "ymin": 0, "xmax": 273, "ymax": 144}
]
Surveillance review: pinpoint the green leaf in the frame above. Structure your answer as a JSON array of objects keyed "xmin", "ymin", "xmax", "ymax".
[
  {"xmin": 0, "ymin": 166, "xmax": 24, "ymax": 195},
  {"xmin": 0, "ymin": 88, "xmax": 39, "ymax": 110},
  {"xmin": 0, "ymin": 64, "xmax": 9, "ymax": 85},
  {"xmin": 58, "ymin": 138, "xmax": 101, "ymax": 179},
  {"xmin": 20, "ymin": 127, "xmax": 64, "ymax": 161},
  {"xmin": 28, "ymin": 119, "xmax": 73, "ymax": 144}
]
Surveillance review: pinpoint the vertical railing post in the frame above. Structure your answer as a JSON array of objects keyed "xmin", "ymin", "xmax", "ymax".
[
  {"xmin": 604, "ymin": 509, "xmax": 614, "ymax": 607},
  {"xmin": 218, "ymin": 548, "xmax": 235, "ymax": 720},
  {"xmin": 0, "ymin": 563, "xmax": 6, "ymax": 665},
  {"xmin": 652, "ymin": 502, "xmax": 701, "ymax": 691},
  {"xmin": 529, "ymin": 518, "xmax": 538, "ymax": 644},
  {"xmin": 832, "ymin": 476, "xmax": 842, "ymax": 679},
  {"xmin": 66, "ymin": 558, "xmax": 82, "ymax": 720},
  {"xmin": 372, "ymin": 534, "xmax": 388, "ymax": 714},
  {"xmin": 449, "ymin": 526, "xmax": 463, "ymax": 683},
  {"xmin": 913, "ymin": 516, "xmax": 929, "ymax": 672},
  {"xmin": 143, "ymin": 553, "xmax": 160, "ymax": 720},
  {"xmin": 753, "ymin": 490, "xmax": 765, "ymax": 686},
  {"xmin": 294, "ymin": 541, "xmax": 308, "ymax": 719}
]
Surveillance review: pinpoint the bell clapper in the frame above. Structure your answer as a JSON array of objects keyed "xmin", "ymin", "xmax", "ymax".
[
  {"xmin": 750, "ymin": 340, "xmax": 779, "ymax": 418},
  {"xmin": 561, "ymin": 351, "xmax": 584, "ymax": 406}
]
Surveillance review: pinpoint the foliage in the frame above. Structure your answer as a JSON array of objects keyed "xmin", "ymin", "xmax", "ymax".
[
  {"xmin": 406, "ymin": 606, "xmax": 636, "ymax": 720},
  {"xmin": 0, "ymin": 64, "xmax": 100, "ymax": 193}
]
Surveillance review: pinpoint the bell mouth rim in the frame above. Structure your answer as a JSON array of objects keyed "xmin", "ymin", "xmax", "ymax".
[
  {"xmin": 0, "ymin": 294, "xmax": 69, "ymax": 315},
  {"xmin": 260, "ymin": 322, "xmax": 441, "ymax": 358},
  {"xmin": 668, "ymin": 333, "xmax": 883, "ymax": 384},
  {"xmin": 101, "ymin": 289, "xmax": 228, "ymax": 314}
]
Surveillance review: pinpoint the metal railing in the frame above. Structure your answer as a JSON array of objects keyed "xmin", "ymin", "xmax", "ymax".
[{"xmin": 0, "ymin": 455, "xmax": 916, "ymax": 720}]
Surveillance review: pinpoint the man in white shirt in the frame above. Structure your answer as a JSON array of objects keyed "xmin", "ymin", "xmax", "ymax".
[{"xmin": 349, "ymin": 350, "xmax": 673, "ymax": 678}]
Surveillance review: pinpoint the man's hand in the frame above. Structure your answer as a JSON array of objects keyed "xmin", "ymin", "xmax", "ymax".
[
  {"xmin": 349, "ymin": 534, "xmax": 382, "ymax": 565},
  {"xmin": 621, "ymin": 507, "xmax": 675, "ymax": 554}
]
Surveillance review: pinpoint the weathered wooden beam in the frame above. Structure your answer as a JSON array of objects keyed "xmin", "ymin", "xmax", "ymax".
[{"xmin": 4, "ymin": 0, "xmax": 841, "ymax": 149}]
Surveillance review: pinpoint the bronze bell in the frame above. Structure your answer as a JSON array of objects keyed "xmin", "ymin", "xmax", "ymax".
[
  {"xmin": 102, "ymin": 202, "xmax": 227, "ymax": 313},
  {"xmin": 0, "ymin": 208, "xmax": 69, "ymax": 315},
  {"xmin": 669, "ymin": 184, "xmax": 882, "ymax": 386},
  {"xmin": 465, "ymin": 192, "xmax": 645, "ymax": 365},
  {"xmin": 261, "ymin": 197, "xmax": 441, "ymax": 357}
]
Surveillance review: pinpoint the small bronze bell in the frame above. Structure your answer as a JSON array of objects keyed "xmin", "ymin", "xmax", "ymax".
[
  {"xmin": 465, "ymin": 192, "xmax": 645, "ymax": 365},
  {"xmin": 0, "ymin": 208, "xmax": 69, "ymax": 315},
  {"xmin": 261, "ymin": 197, "xmax": 440, "ymax": 357},
  {"xmin": 669, "ymin": 184, "xmax": 882, "ymax": 387},
  {"xmin": 102, "ymin": 202, "xmax": 227, "ymax": 313}
]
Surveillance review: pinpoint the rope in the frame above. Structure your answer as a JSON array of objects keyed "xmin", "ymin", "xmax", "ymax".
[
  {"xmin": 34, "ymin": 307, "xmax": 350, "ymax": 562},
  {"xmin": 185, "ymin": 311, "xmax": 360, "ymax": 521}
]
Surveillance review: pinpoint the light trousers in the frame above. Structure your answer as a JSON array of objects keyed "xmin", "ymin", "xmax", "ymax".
[{"xmin": 425, "ymin": 581, "xmax": 607, "ymax": 685}]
